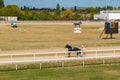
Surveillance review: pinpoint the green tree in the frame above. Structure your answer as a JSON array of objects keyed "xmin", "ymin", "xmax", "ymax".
[
  {"xmin": 74, "ymin": 6, "xmax": 77, "ymax": 11},
  {"xmin": 62, "ymin": 10, "xmax": 73, "ymax": 20},
  {"xmin": 22, "ymin": 10, "xmax": 33, "ymax": 20},
  {"xmin": 73, "ymin": 13, "xmax": 83, "ymax": 20},
  {"xmin": 89, "ymin": 12, "xmax": 94, "ymax": 20},
  {"xmin": 38, "ymin": 11, "xmax": 54, "ymax": 20},
  {"xmin": 62, "ymin": 7, "xmax": 65, "ymax": 11},
  {"xmin": 0, "ymin": 8, "xmax": 5, "ymax": 16},
  {"xmin": 5, "ymin": 5, "xmax": 25, "ymax": 20},
  {"xmin": 0, "ymin": 0, "xmax": 4, "ymax": 8},
  {"xmin": 56, "ymin": 3, "xmax": 61, "ymax": 16}
]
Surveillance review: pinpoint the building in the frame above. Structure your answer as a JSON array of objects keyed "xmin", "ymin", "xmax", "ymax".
[
  {"xmin": 0, "ymin": 16, "xmax": 17, "ymax": 21},
  {"xmin": 94, "ymin": 10, "xmax": 120, "ymax": 20}
]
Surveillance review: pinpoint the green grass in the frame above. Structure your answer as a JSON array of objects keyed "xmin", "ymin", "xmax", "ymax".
[
  {"xmin": 0, "ymin": 64, "xmax": 120, "ymax": 80},
  {"xmin": 0, "ymin": 58, "xmax": 120, "ymax": 71}
]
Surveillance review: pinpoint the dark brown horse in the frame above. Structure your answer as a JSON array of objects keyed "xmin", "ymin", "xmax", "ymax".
[
  {"xmin": 65, "ymin": 44, "xmax": 81, "ymax": 57},
  {"xmin": 73, "ymin": 22, "xmax": 82, "ymax": 27}
]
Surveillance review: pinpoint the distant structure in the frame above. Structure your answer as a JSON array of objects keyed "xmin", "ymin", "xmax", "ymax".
[
  {"xmin": 0, "ymin": 16, "xmax": 17, "ymax": 21},
  {"xmin": 94, "ymin": 10, "xmax": 120, "ymax": 20}
]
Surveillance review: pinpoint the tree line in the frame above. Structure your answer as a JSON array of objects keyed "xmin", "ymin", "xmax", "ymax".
[{"xmin": 0, "ymin": 0, "xmax": 120, "ymax": 20}]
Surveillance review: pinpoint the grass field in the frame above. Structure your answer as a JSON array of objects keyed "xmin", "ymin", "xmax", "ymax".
[
  {"xmin": 0, "ymin": 64, "xmax": 120, "ymax": 80},
  {"xmin": 0, "ymin": 21, "xmax": 120, "ymax": 51}
]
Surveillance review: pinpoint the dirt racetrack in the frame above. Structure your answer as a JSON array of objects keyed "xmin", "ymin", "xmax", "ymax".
[{"xmin": 0, "ymin": 46, "xmax": 120, "ymax": 64}]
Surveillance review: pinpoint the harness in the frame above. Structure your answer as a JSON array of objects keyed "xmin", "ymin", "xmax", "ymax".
[{"xmin": 69, "ymin": 48, "xmax": 74, "ymax": 51}]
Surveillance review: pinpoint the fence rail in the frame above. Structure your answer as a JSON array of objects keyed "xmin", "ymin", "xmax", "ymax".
[{"xmin": 0, "ymin": 49, "xmax": 120, "ymax": 64}]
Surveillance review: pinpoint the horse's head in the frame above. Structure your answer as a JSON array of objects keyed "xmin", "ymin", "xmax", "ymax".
[{"xmin": 65, "ymin": 44, "xmax": 72, "ymax": 49}]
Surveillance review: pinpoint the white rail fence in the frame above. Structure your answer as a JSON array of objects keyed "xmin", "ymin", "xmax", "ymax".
[{"xmin": 0, "ymin": 49, "xmax": 120, "ymax": 65}]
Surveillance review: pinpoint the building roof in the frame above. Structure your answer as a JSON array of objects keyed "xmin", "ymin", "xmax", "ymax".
[{"xmin": 101, "ymin": 10, "xmax": 120, "ymax": 13}]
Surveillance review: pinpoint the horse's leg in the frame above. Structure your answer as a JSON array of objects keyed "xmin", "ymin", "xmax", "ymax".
[
  {"xmin": 76, "ymin": 52, "xmax": 79, "ymax": 57},
  {"xmin": 78, "ymin": 52, "xmax": 80, "ymax": 57},
  {"xmin": 68, "ymin": 52, "xmax": 70, "ymax": 57},
  {"xmin": 79, "ymin": 52, "xmax": 81, "ymax": 57},
  {"xmin": 76, "ymin": 50, "xmax": 80, "ymax": 57}
]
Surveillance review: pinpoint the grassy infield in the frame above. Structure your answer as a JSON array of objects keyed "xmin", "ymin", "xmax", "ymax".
[
  {"xmin": 0, "ymin": 64, "xmax": 120, "ymax": 80},
  {"xmin": 0, "ymin": 21, "xmax": 120, "ymax": 80}
]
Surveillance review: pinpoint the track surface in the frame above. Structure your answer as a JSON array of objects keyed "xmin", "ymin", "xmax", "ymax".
[{"xmin": 0, "ymin": 47, "xmax": 120, "ymax": 64}]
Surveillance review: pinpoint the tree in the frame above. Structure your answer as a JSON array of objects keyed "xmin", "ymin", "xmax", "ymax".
[
  {"xmin": 62, "ymin": 7, "xmax": 65, "ymax": 11},
  {"xmin": 56, "ymin": 3, "xmax": 61, "ymax": 16},
  {"xmin": 73, "ymin": 13, "xmax": 83, "ymax": 20},
  {"xmin": 0, "ymin": 8, "xmax": 5, "ymax": 16},
  {"xmin": 74, "ymin": 6, "xmax": 77, "ymax": 11},
  {"xmin": 5, "ymin": 5, "xmax": 25, "ymax": 19},
  {"xmin": 62, "ymin": 10, "xmax": 73, "ymax": 20},
  {"xmin": 0, "ymin": 0, "xmax": 4, "ymax": 8},
  {"xmin": 89, "ymin": 12, "xmax": 94, "ymax": 20}
]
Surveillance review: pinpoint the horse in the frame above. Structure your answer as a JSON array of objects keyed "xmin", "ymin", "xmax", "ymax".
[
  {"xmin": 73, "ymin": 22, "xmax": 82, "ymax": 27},
  {"xmin": 65, "ymin": 44, "xmax": 82, "ymax": 57}
]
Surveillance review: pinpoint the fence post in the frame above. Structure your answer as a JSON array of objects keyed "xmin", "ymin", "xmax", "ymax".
[
  {"xmin": 82, "ymin": 60, "xmax": 85, "ymax": 67},
  {"xmin": 96, "ymin": 50, "xmax": 98, "ymax": 59},
  {"xmin": 103, "ymin": 59, "xmax": 105, "ymax": 64},
  {"xmin": 11, "ymin": 54, "xmax": 13, "ymax": 64},
  {"xmin": 40, "ymin": 63, "xmax": 42, "ymax": 70},
  {"xmin": 114, "ymin": 49, "xmax": 116, "ymax": 57},
  {"xmin": 56, "ymin": 52, "xmax": 58, "ymax": 58},
  {"xmin": 34, "ymin": 53, "xmax": 36, "ymax": 63},
  {"xmin": 16, "ymin": 64, "xmax": 18, "ymax": 71},
  {"xmin": 62, "ymin": 62, "xmax": 64, "ymax": 68}
]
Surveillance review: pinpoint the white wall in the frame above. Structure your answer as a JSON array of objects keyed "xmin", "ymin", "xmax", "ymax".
[
  {"xmin": 109, "ymin": 13, "xmax": 120, "ymax": 20},
  {"xmin": 94, "ymin": 14, "xmax": 108, "ymax": 20},
  {"xmin": 99, "ymin": 14, "xmax": 108, "ymax": 20},
  {"xmin": 0, "ymin": 16, "xmax": 17, "ymax": 21},
  {"xmin": 94, "ymin": 10, "xmax": 120, "ymax": 20}
]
